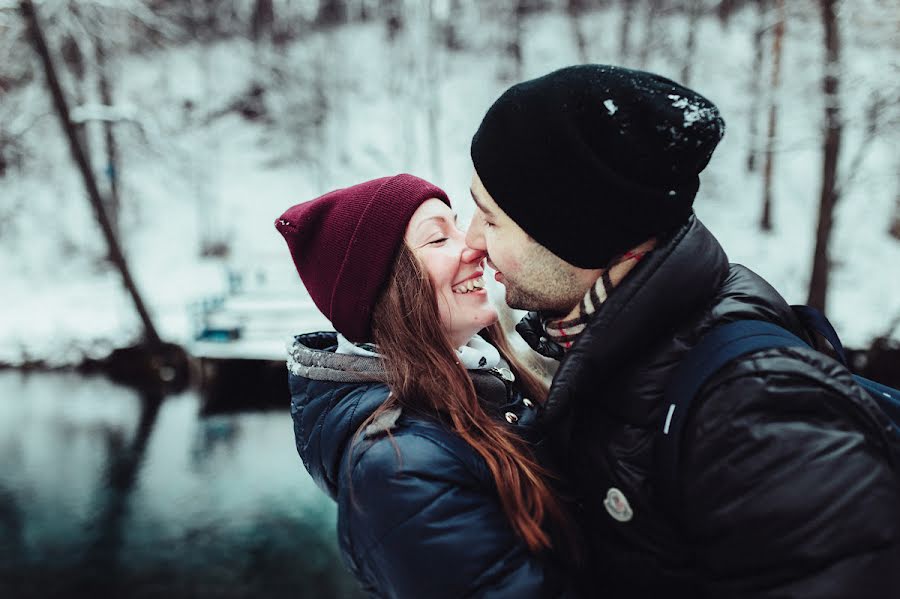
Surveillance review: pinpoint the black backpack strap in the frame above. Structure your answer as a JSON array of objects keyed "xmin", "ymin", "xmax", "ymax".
[
  {"xmin": 790, "ymin": 304, "xmax": 849, "ymax": 367},
  {"xmin": 655, "ymin": 320, "xmax": 808, "ymax": 512},
  {"xmin": 791, "ymin": 305, "xmax": 900, "ymax": 431}
]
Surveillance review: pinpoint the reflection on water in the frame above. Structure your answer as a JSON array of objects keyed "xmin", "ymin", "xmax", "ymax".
[{"xmin": 0, "ymin": 372, "xmax": 361, "ymax": 599}]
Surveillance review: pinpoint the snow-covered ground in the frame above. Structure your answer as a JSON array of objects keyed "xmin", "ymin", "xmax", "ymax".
[{"xmin": 1, "ymin": 5, "xmax": 898, "ymax": 367}]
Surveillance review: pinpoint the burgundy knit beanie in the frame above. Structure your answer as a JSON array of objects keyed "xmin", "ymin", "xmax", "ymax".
[{"xmin": 275, "ymin": 174, "xmax": 450, "ymax": 342}]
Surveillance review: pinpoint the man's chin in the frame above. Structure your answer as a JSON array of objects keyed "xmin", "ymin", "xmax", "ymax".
[
  {"xmin": 504, "ymin": 284, "xmax": 567, "ymax": 314},
  {"xmin": 503, "ymin": 286, "xmax": 538, "ymax": 312}
]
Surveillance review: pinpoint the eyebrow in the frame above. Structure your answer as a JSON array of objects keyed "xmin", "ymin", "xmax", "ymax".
[{"xmin": 469, "ymin": 189, "xmax": 495, "ymax": 216}]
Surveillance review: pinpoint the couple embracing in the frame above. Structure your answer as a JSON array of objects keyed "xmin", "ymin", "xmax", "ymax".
[{"xmin": 276, "ymin": 65, "xmax": 899, "ymax": 598}]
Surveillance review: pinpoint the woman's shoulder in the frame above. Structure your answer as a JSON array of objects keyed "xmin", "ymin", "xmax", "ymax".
[{"xmin": 350, "ymin": 411, "xmax": 491, "ymax": 487}]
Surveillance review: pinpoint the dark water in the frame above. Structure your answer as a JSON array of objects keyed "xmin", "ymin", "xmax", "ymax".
[{"xmin": 0, "ymin": 372, "xmax": 362, "ymax": 599}]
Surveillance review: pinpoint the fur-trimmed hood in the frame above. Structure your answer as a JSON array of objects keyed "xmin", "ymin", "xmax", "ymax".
[{"xmin": 287, "ymin": 332, "xmax": 390, "ymax": 499}]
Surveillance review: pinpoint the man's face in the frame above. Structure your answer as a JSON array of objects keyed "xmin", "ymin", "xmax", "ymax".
[{"xmin": 466, "ymin": 173, "xmax": 597, "ymax": 314}]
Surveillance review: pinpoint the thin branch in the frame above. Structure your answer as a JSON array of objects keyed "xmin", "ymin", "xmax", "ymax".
[{"xmin": 835, "ymin": 93, "xmax": 887, "ymax": 197}]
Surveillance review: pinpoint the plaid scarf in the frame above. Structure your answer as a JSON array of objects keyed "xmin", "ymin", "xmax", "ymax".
[{"xmin": 542, "ymin": 239, "xmax": 657, "ymax": 351}]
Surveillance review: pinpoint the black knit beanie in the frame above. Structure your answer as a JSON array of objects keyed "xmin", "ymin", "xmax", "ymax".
[{"xmin": 471, "ymin": 64, "xmax": 725, "ymax": 268}]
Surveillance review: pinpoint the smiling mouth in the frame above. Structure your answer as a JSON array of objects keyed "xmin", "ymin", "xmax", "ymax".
[{"xmin": 452, "ymin": 275, "xmax": 486, "ymax": 294}]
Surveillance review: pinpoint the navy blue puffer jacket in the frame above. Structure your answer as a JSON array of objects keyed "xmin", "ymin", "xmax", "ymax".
[{"xmin": 287, "ymin": 332, "xmax": 574, "ymax": 598}]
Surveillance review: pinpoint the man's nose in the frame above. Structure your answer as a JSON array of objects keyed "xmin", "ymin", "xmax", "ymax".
[
  {"xmin": 465, "ymin": 218, "xmax": 486, "ymax": 251},
  {"xmin": 461, "ymin": 245, "xmax": 487, "ymax": 264}
]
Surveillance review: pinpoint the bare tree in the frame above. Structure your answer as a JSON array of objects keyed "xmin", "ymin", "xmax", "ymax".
[
  {"xmin": 637, "ymin": 0, "xmax": 663, "ymax": 68},
  {"xmin": 716, "ymin": 0, "xmax": 743, "ymax": 26},
  {"xmin": 745, "ymin": 0, "xmax": 768, "ymax": 172},
  {"xmin": 16, "ymin": 0, "xmax": 174, "ymax": 237},
  {"xmin": 20, "ymin": 0, "xmax": 162, "ymax": 348},
  {"xmin": 425, "ymin": 0, "xmax": 443, "ymax": 180},
  {"xmin": 57, "ymin": 8, "xmax": 93, "ymax": 157},
  {"xmin": 888, "ymin": 185, "xmax": 900, "ymax": 240},
  {"xmin": 891, "ymin": 184, "xmax": 900, "ymax": 240},
  {"xmin": 619, "ymin": 0, "xmax": 637, "ymax": 61},
  {"xmin": 506, "ymin": 0, "xmax": 526, "ymax": 82},
  {"xmin": 567, "ymin": 0, "xmax": 590, "ymax": 63},
  {"xmin": 760, "ymin": 0, "xmax": 784, "ymax": 231},
  {"xmin": 439, "ymin": 0, "xmax": 464, "ymax": 51},
  {"xmin": 835, "ymin": 92, "xmax": 887, "ymax": 199},
  {"xmin": 94, "ymin": 36, "xmax": 121, "ymax": 238},
  {"xmin": 317, "ymin": 0, "xmax": 348, "ymax": 27},
  {"xmin": 681, "ymin": 0, "xmax": 705, "ymax": 85},
  {"xmin": 807, "ymin": 0, "xmax": 843, "ymax": 311},
  {"xmin": 0, "ymin": 17, "xmax": 33, "ymax": 179},
  {"xmin": 381, "ymin": 0, "xmax": 404, "ymax": 40},
  {"xmin": 250, "ymin": 0, "xmax": 275, "ymax": 43}
]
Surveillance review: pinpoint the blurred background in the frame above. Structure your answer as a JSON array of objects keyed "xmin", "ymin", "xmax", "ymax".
[{"xmin": 1, "ymin": 0, "xmax": 898, "ymax": 597}]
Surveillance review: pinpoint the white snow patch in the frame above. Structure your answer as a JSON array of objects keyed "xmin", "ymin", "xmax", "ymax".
[
  {"xmin": 670, "ymin": 95, "xmax": 716, "ymax": 128},
  {"xmin": 604, "ymin": 99, "xmax": 618, "ymax": 115}
]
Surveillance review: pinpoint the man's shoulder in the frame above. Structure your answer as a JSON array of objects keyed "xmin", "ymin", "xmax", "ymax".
[
  {"xmin": 690, "ymin": 343, "xmax": 886, "ymax": 446},
  {"xmin": 699, "ymin": 340, "xmax": 853, "ymax": 397}
]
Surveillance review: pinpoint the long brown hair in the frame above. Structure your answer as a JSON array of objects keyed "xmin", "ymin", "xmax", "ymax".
[{"xmin": 361, "ymin": 244, "xmax": 569, "ymax": 553}]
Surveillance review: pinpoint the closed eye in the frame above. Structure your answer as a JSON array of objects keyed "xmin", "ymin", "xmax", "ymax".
[{"xmin": 429, "ymin": 237, "xmax": 448, "ymax": 245}]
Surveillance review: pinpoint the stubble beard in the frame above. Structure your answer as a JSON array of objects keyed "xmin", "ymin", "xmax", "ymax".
[
  {"xmin": 494, "ymin": 241, "xmax": 590, "ymax": 314},
  {"xmin": 500, "ymin": 257, "xmax": 591, "ymax": 315},
  {"xmin": 502, "ymin": 283, "xmax": 541, "ymax": 312},
  {"xmin": 501, "ymin": 274, "xmax": 574, "ymax": 314}
]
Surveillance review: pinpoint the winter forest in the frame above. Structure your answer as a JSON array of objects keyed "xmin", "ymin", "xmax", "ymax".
[{"xmin": 1, "ymin": 0, "xmax": 898, "ymax": 370}]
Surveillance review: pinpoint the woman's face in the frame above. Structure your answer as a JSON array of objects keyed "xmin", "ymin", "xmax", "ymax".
[{"xmin": 405, "ymin": 198, "xmax": 499, "ymax": 348}]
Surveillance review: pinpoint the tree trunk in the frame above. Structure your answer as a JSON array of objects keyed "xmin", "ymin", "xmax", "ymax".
[
  {"xmin": 746, "ymin": 0, "xmax": 767, "ymax": 172},
  {"xmin": 892, "ymin": 159, "xmax": 900, "ymax": 240},
  {"xmin": 20, "ymin": 0, "xmax": 162, "ymax": 348},
  {"xmin": 426, "ymin": 0, "xmax": 442, "ymax": 180},
  {"xmin": 637, "ymin": 0, "xmax": 662, "ymax": 68},
  {"xmin": 760, "ymin": 0, "xmax": 784, "ymax": 231},
  {"xmin": 382, "ymin": 0, "xmax": 404, "ymax": 40},
  {"xmin": 95, "ymin": 38, "xmax": 121, "ymax": 241},
  {"xmin": 567, "ymin": 0, "xmax": 589, "ymax": 63},
  {"xmin": 716, "ymin": 0, "xmax": 741, "ymax": 26},
  {"xmin": 807, "ymin": 0, "xmax": 842, "ymax": 311},
  {"xmin": 440, "ymin": 0, "xmax": 464, "ymax": 51},
  {"xmin": 316, "ymin": 0, "xmax": 347, "ymax": 27},
  {"xmin": 891, "ymin": 187, "xmax": 900, "ymax": 240},
  {"xmin": 251, "ymin": 0, "xmax": 275, "ymax": 42},
  {"xmin": 506, "ymin": 0, "xmax": 525, "ymax": 82},
  {"xmin": 619, "ymin": 0, "xmax": 636, "ymax": 61},
  {"xmin": 59, "ymin": 5, "xmax": 92, "ymax": 158},
  {"xmin": 681, "ymin": 0, "xmax": 704, "ymax": 85}
]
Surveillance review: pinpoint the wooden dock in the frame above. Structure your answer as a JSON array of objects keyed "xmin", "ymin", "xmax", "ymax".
[{"xmin": 187, "ymin": 260, "xmax": 334, "ymax": 412}]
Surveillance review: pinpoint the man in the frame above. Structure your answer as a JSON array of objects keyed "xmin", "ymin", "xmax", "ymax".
[{"xmin": 466, "ymin": 64, "xmax": 900, "ymax": 598}]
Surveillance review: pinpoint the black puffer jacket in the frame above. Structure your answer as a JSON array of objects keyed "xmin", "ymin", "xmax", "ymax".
[
  {"xmin": 287, "ymin": 332, "xmax": 576, "ymax": 598},
  {"xmin": 521, "ymin": 215, "xmax": 900, "ymax": 598}
]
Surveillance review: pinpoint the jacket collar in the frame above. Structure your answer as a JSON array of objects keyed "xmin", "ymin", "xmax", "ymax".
[
  {"xmin": 288, "ymin": 331, "xmax": 386, "ymax": 383},
  {"xmin": 534, "ymin": 215, "xmax": 731, "ymax": 425}
]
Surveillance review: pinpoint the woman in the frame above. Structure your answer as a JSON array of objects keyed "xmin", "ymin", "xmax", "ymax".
[{"xmin": 275, "ymin": 174, "xmax": 579, "ymax": 598}]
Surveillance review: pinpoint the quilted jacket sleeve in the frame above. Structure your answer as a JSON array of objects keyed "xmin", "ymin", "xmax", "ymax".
[
  {"xmin": 337, "ymin": 429, "xmax": 573, "ymax": 599},
  {"xmin": 680, "ymin": 350, "xmax": 900, "ymax": 599}
]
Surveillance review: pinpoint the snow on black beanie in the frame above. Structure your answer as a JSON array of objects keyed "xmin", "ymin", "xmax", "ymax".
[{"xmin": 471, "ymin": 64, "xmax": 725, "ymax": 269}]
